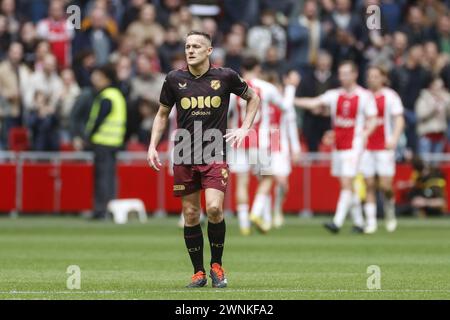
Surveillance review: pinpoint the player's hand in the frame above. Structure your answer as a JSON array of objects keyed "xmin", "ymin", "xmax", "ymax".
[
  {"xmin": 284, "ymin": 70, "xmax": 301, "ymax": 87},
  {"xmin": 385, "ymin": 140, "xmax": 397, "ymax": 150},
  {"xmin": 147, "ymin": 146, "xmax": 162, "ymax": 171},
  {"xmin": 224, "ymin": 128, "xmax": 249, "ymax": 148}
]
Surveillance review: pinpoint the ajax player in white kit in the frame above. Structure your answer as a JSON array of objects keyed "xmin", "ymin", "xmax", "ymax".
[
  {"xmin": 295, "ymin": 61, "xmax": 377, "ymax": 233},
  {"xmin": 264, "ymin": 71, "xmax": 302, "ymax": 228},
  {"xmin": 362, "ymin": 66, "xmax": 405, "ymax": 234},
  {"xmin": 228, "ymin": 57, "xmax": 299, "ymax": 235}
]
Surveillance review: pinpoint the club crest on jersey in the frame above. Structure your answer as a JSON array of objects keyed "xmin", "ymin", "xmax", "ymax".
[
  {"xmin": 178, "ymin": 82, "xmax": 187, "ymax": 90},
  {"xmin": 211, "ymin": 80, "xmax": 221, "ymax": 90}
]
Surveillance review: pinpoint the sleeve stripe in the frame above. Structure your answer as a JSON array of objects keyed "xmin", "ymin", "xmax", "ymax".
[
  {"xmin": 239, "ymin": 84, "xmax": 249, "ymax": 98},
  {"xmin": 160, "ymin": 102, "xmax": 172, "ymax": 109}
]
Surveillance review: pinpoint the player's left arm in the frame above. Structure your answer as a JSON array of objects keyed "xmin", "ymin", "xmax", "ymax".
[
  {"xmin": 386, "ymin": 92, "xmax": 406, "ymax": 150},
  {"xmin": 224, "ymin": 87, "xmax": 260, "ymax": 147},
  {"xmin": 386, "ymin": 114, "xmax": 405, "ymax": 150},
  {"xmin": 362, "ymin": 94, "xmax": 378, "ymax": 143}
]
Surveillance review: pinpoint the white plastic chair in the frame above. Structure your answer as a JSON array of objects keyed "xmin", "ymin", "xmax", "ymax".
[{"xmin": 107, "ymin": 199, "xmax": 148, "ymax": 224}]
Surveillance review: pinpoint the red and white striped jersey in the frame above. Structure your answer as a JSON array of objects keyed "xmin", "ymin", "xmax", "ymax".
[
  {"xmin": 37, "ymin": 18, "xmax": 74, "ymax": 68},
  {"xmin": 319, "ymin": 86, "xmax": 377, "ymax": 151},
  {"xmin": 366, "ymin": 87, "xmax": 404, "ymax": 151},
  {"xmin": 229, "ymin": 78, "xmax": 290, "ymax": 150},
  {"xmin": 267, "ymin": 90, "xmax": 301, "ymax": 154}
]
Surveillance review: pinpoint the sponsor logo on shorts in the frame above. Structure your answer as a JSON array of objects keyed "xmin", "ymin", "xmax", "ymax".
[
  {"xmin": 221, "ymin": 168, "xmax": 228, "ymax": 186},
  {"xmin": 221, "ymin": 168, "xmax": 229, "ymax": 179},
  {"xmin": 174, "ymin": 185, "xmax": 186, "ymax": 191}
]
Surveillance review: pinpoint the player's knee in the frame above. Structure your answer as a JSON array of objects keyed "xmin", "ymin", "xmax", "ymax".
[
  {"xmin": 183, "ymin": 206, "xmax": 201, "ymax": 225},
  {"xmin": 365, "ymin": 181, "xmax": 376, "ymax": 193},
  {"xmin": 206, "ymin": 204, "xmax": 222, "ymax": 219}
]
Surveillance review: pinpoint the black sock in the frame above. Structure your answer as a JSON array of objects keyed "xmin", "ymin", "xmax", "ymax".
[
  {"xmin": 184, "ymin": 224, "xmax": 205, "ymax": 274},
  {"xmin": 208, "ymin": 220, "xmax": 226, "ymax": 266}
]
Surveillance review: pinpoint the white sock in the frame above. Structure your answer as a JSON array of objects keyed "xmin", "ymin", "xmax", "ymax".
[
  {"xmin": 237, "ymin": 204, "xmax": 250, "ymax": 229},
  {"xmin": 251, "ymin": 194, "xmax": 267, "ymax": 218},
  {"xmin": 274, "ymin": 184, "xmax": 285, "ymax": 215},
  {"xmin": 263, "ymin": 195, "xmax": 272, "ymax": 225},
  {"xmin": 384, "ymin": 198, "xmax": 396, "ymax": 221},
  {"xmin": 364, "ymin": 202, "xmax": 377, "ymax": 228},
  {"xmin": 333, "ymin": 189, "xmax": 353, "ymax": 228},
  {"xmin": 350, "ymin": 193, "xmax": 364, "ymax": 227}
]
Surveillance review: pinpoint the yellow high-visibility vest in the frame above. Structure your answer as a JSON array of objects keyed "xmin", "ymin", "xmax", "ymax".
[{"xmin": 86, "ymin": 87, "xmax": 127, "ymax": 147}]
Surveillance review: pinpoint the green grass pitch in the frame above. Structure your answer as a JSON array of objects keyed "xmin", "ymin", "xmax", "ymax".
[{"xmin": 0, "ymin": 215, "xmax": 449, "ymax": 300}]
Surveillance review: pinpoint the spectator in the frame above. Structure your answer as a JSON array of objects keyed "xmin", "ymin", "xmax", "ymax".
[
  {"xmin": 371, "ymin": 31, "xmax": 409, "ymax": 71},
  {"xmin": 33, "ymin": 40, "xmax": 51, "ymax": 72},
  {"xmin": 323, "ymin": 0, "xmax": 365, "ymax": 71},
  {"xmin": 247, "ymin": 9, "xmax": 286, "ymax": 62},
  {"xmin": 201, "ymin": 17, "xmax": 222, "ymax": 47},
  {"xmin": 154, "ymin": 0, "xmax": 183, "ymax": 28},
  {"xmin": 423, "ymin": 41, "xmax": 449, "ymax": 76},
  {"xmin": 27, "ymin": 90, "xmax": 59, "ymax": 151},
  {"xmin": 26, "ymin": 53, "xmax": 63, "ymax": 110},
  {"xmin": 109, "ymin": 35, "xmax": 136, "ymax": 65},
  {"xmin": 115, "ymin": 55, "xmax": 133, "ymax": 99},
  {"xmin": 296, "ymin": 51, "xmax": 339, "ymax": 151},
  {"xmin": 326, "ymin": 0, "xmax": 361, "ymax": 35},
  {"xmin": 406, "ymin": 157, "xmax": 447, "ymax": 217},
  {"xmin": 262, "ymin": 46, "xmax": 284, "ymax": 77},
  {"xmin": 36, "ymin": 0, "xmax": 74, "ymax": 68},
  {"xmin": 73, "ymin": 6, "xmax": 116, "ymax": 66},
  {"xmin": 81, "ymin": 0, "xmax": 120, "ymax": 39},
  {"xmin": 19, "ymin": 22, "xmax": 39, "ymax": 69},
  {"xmin": 399, "ymin": 6, "xmax": 431, "ymax": 46},
  {"xmin": 430, "ymin": 14, "xmax": 450, "ymax": 55},
  {"xmin": 1, "ymin": 0, "xmax": 20, "ymax": 36},
  {"xmin": 221, "ymin": 0, "xmax": 260, "ymax": 31},
  {"xmin": 379, "ymin": 0, "xmax": 407, "ymax": 34},
  {"xmin": 0, "ymin": 42, "xmax": 30, "ymax": 148},
  {"xmin": 0, "ymin": 14, "xmax": 11, "ymax": 60},
  {"xmin": 19, "ymin": 0, "xmax": 50, "ymax": 23},
  {"xmin": 57, "ymin": 68, "xmax": 81, "ymax": 143},
  {"xmin": 169, "ymin": 6, "xmax": 202, "ymax": 40},
  {"xmin": 390, "ymin": 45, "xmax": 431, "ymax": 153},
  {"xmin": 287, "ymin": 0, "xmax": 324, "ymax": 71},
  {"xmin": 158, "ymin": 25, "xmax": 184, "ymax": 74},
  {"xmin": 224, "ymin": 32, "xmax": 245, "ymax": 72},
  {"xmin": 130, "ymin": 53, "xmax": 165, "ymax": 105},
  {"xmin": 415, "ymin": 76, "xmax": 450, "ymax": 156},
  {"xmin": 120, "ymin": 0, "xmax": 148, "ymax": 32},
  {"xmin": 139, "ymin": 39, "xmax": 162, "ymax": 73},
  {"xmin": 417, "ymin": 0, "xmax": 449, "ymax": 28},
  {"xmin": 126, "ymin": 3, "xmax": 164, "ymax": 49}
]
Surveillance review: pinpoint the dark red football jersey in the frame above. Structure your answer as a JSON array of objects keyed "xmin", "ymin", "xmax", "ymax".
[{"xmin": 160, "ymin": 65, "xmax": 249, "ymax": 164}]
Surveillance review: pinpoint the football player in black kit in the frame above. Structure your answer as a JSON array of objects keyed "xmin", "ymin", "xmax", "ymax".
[{"xmin": 147, "ymin": 31, "xmax": 260, "ymax": 288}]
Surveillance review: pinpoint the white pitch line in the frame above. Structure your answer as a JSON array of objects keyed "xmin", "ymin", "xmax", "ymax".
[{"xmin": 1, "ymin": 289, "xmax": 450, "ymax": 295}]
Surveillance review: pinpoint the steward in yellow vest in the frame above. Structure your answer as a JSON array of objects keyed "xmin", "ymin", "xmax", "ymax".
[{"xmin": 86, "ymin": 65, "xmax": 127, "ymax": 220}]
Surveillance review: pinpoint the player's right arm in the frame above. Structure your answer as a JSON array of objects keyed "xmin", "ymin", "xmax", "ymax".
[
  {"xmin": 147, "ymin": 105, "xmax": 171, "ymax": 171},
  {"xmin": 294, "ymin": 96, "xmax": 325, "ymax": 110},
  {"xmin": 148, "ymin": 72, "xmax": 176, "ymax": 171}
]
